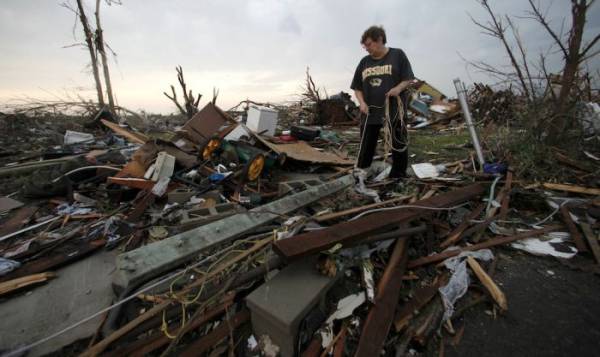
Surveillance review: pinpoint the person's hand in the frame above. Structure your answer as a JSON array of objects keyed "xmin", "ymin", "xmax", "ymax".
[
  {"xmin": 359, "ymin": 102, "xmax": 369, "ymax": 115},
  {"xmin": 385, "ymin": 86, "xmax": 402, "ymax": 97},
  {"xmin": 408, "ymin": 79, "xmax": 424, "ymax": 88}
]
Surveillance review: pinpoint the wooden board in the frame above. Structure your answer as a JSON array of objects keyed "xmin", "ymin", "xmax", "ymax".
[
  {"xmin": 0, "ymin": 272, "xmax": 56, "ymax": 296},
  {"xmin": 560, "ymin": 205, "xmax": 588, "ymax": 253},
  {"xmin": 274, "ymin": 184, "xmax": 486, "ymax": 260},
  {"xmin": 101, "ymin": 119, "xmax": 148, "ymax": 144},
  {"xmin": 355, "ymin": 239, "xmax": 408, "ymax": 357},
  {"xmin": 542, "ymin": 183, "xmax": 600, "ymax": 196},
  {"xmin": 0, "ymin": 206, "xmax": 38, "ymax": 238},
  {"xmin": 466, "ymin": 256, "xmax": 507, "ymax": 310},
  {"xmin": 580, "ymin": 223, "xmax": 600, "ymax": 264},
  {"xmin": 408, "ymin": 225, "xmax": 560, "ymax": 268},
  {"xmin": 255, "ymin": 136, "xmax": 354, "ymax": 165}
]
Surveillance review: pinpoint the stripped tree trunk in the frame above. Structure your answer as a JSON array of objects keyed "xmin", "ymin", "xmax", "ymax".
[
  {"xmin": 95, "ymin": 0, "xmax": 116, "ymax": 114},
  {"xmin": 76, "ymin": 0, "xmax": 104, "ymax": 107},
  {"xmin": 554, "ymin": 0, "xmax": 587, "ymax": 134}
]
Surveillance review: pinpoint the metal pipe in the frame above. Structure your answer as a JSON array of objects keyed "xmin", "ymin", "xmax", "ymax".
[{"xmin": 453, "ymin": 78, "xmax": 485, "ymax": 167}]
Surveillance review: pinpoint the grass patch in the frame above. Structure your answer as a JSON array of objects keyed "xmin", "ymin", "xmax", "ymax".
[{"xmin": 408, "ymin": 128, "xmax": 472, "ymax": 163}]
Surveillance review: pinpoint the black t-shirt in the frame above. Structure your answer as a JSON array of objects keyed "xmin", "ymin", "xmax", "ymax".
[{"xmin": 351, "ymin": 47, "xmax": 414, "ymax": 125}]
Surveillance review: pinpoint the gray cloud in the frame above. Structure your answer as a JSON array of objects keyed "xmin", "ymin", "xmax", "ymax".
[{"xmin": 0, "ymin": 0, "xmax": 598, "ymax": 113}]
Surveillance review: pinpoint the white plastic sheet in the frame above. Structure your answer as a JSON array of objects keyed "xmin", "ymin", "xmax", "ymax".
[
  {"xmin": 438, "ymin": 249, "xmax": 494, "ymax": 321},
  {"xmin": 0, "ymin": 257, "xmax": 21, "ymax": 276}
]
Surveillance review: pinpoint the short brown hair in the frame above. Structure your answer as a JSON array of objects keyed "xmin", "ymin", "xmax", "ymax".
[{"xmin": 361, "ymin": 26, "xmax": 387, "ymax": 45}]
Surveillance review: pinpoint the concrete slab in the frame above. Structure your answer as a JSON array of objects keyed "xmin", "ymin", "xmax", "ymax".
[{"xmin": 0, "ymin": 250, "xmax": 117, "ymax": 356}]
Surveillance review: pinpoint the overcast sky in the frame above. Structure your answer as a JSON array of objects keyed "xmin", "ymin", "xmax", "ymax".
[{"xmin": 0, "ymin": 0, "xmax": 599, "ymax": 114}]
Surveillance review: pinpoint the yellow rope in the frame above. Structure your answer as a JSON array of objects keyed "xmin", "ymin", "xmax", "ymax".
[
  {"xmin": 158, "ymin": 235, "xmax": 272, "ymax": 340},
  {"xmin": 382, "ymin": 96, "xmax": 408, "ymax": 159}
]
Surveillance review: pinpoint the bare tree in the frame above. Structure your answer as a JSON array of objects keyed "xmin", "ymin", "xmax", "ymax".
[
  {"xmin": 470, "ymin": 0, "xmax": 532, "ymax": 100},
  {"xmin": 212, "ymin": 87, "xmax": 219, "ymax": 105},
  {"xmin": 469, "ymin": 0, "xmax": 599, "ymax": 139},
  {"xmin": 95, "ymin": 0, "xmax": 117, "ymax": 114},
  {"xmin": 302, "ymin": 67, "xmax": 321, "ymax": 103},
  {"xmin": 73, "ymin": 0, "xmax": 105, "ymax": 106},
  {"xmin": 526, "ymin": 0, "xmax": 599, "ymax": 134},
  {"xmin": 63, "ymin": 0, "xmax": 119, "ymax": 114},
  {"xmin": 163, "ymin": 66, "xmax": 202, "ymax": 118}
]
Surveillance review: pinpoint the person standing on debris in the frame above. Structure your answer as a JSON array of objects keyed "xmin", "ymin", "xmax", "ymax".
[{"xmin": 351, "ymin": 25, "xmax": 418, "ymax": 179}]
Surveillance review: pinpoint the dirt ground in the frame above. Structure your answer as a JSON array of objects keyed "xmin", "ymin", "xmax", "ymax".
[{"xmin": 445, "ymin": 249, "xmax": 600, "ymax": 357}]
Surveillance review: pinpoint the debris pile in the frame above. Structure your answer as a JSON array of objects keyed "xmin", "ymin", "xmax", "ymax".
[
  {"xmin": 1, "ymin": 91, "xmax": 599, "ymax": 357},
  {"xmin": 468, "ymin": 83, "xmax": 520, "ymax": 124}
]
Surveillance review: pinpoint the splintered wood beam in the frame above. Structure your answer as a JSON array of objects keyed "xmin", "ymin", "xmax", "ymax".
[
  {"xmin": 440, "ymin": 202, "xmax": 486, "ymax": 248},
  {"xmin": 466, "ymin": 256, "xmax": 507, "ymax": 311},
  {"xmin": 580, "ymin": 223, "xmax": 600, "ymax": 264},
  {"xmin": 560, "ymin": 205, "xmax": 588, "ymax": 253},
  {"xmin": 274, "ymin": 184, "xmax": 486, "ymax": 260},
  {"xmin": 101, "ymin": 119, "xmax": 148, "ymax": 144},
  {"xmin": 408, "ymin": 225, "xmax": 561, "ymax": 268},
  {"xmin": 355, "ymin": 239, "xmax": 408, "ymax": 357},
  {"xmin": 0, "ymin": 272, "xmax": 57, "ymax": 296},
  {"xmin": 542, "ymin": 183, "xmax": 600, "ymax": 196}
]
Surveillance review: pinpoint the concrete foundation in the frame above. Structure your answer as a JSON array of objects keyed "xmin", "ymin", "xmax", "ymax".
[{"xmin": 0, "ymin": 250, "xmax": 117, "ymax": 356}]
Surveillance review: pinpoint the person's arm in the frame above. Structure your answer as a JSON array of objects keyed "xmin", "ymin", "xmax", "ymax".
[
  {"xmin": 354, "ymin": 89, "xmax": 368, "ymax": 114},
  {"xmin": 386, "ymin": 49, "xmax": 418, "ymax": 97},
  {"xmin": 351, "ymin": 59, "xmax": 367, "ymax": 114},
  {"xmin": 385, "ymin": 79, "xmax": 421, "ymax": 97}
]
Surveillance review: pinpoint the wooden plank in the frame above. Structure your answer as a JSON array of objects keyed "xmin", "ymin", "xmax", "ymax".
[
  {"xmin": 274, "ymin": 184, "xmax": 486, "ymax": 260},
  {"xmin": 439, "ymin": 202, "xmax": 486, "ymax": 248},
  {"xmin": 0, "ymin": 205, "xmax": 38, "ymax": 238},
  {"xmin": 180, "ymin": 309, "xmax": 250, "ymax": 357},
  {"xmin": 560, "ymin": 205, "xmax": 588, "ymax": 253},
  {"xmin": 106, "ymin": 297, "xmax": 233, "ymax": 357},
  {"xmin": 0, "ymin": 272, "xmax": 56, "ymax": 296},
  {"xmin": 355, "ymin": 239, "xmax": 408, "ymax": 357},
  {"xmin": 542, "ymin": 183, "xmax": 600, "ymax": 196},
  {"xmin": 580, "ymin": 223, "xmax": 600, "ymax": 264},
  {"xmin": 255, "ymin": 135, "xmax": 354, "ymax": 165},
  {"xmin": 394, "ymin": 277, "xmax": 445, "ymax": 332},
  {"xmin": 82, "ymin": 300, "xmax": 173, "ymax": 357},
  {"xmin": 314, "ymin": 195, "xmax": 411, "ymax": 222},
  {"xmin": 408, "ymin": 225, "xmax": 561, "ymax": 269},
  {"xmin": 114, "ymin": 175, "xmax": 353, "ymax": 290},
  {"xmin": 181, "ymin": 102, "xmax": 231, "ymax": 145},
  {"xmin": 332, "ymin": 326, "xmax": 348, "ymax": 357},
  {"xmin": 101, "ymin": 119, "xmax": 148, "ymax": 144},
  {"xmin": 555, "ymin": 152, "xmax": 592, "ymax": 172},
  {"xmin": 466, "ymin": 256, "xmax": 507, "ymax": 310},
  {"xmin": 498, "ymin": 171, "xmax": 513, "ymax": 220},
  {"xmin": 0, "ymin": 239, "xmax": 105, "ymax": 283}
]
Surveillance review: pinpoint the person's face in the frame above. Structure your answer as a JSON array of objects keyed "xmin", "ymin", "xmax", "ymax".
[{"xmin": 362, "ymin": 37, "xmax": 385, "ymax": 57}]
